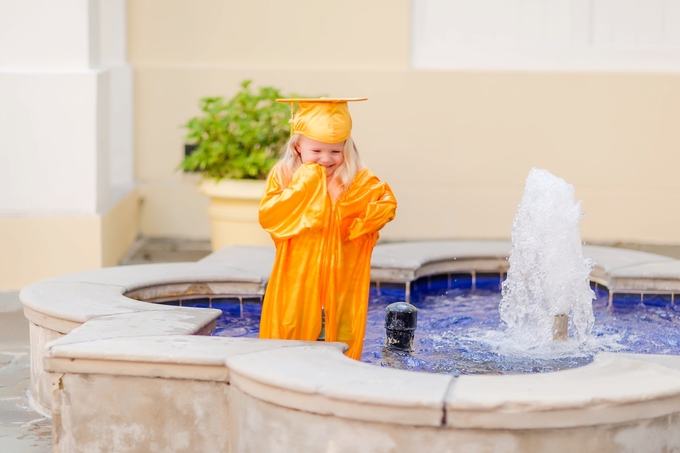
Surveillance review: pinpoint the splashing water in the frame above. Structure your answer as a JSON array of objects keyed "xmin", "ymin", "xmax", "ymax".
[{"xmin": 499, "ymin": 168, "xmax": 595, "ymax": 350}]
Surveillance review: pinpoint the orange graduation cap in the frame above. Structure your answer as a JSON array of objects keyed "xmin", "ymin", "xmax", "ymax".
[{"xmin": 277, "ymin": 97, "xmax": 367, "ymax": 143}]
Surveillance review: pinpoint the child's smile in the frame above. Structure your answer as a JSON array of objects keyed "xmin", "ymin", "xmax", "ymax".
[{"xmin": 295, "ymin": 136, "xmax": 345, "ymax": 178}]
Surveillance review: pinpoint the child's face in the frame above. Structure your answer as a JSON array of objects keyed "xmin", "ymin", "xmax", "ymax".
[{"xmin": 295, "ymin": 136, "xmax": 345, "ymax": 178}]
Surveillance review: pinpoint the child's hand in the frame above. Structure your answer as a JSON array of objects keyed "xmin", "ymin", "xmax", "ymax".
[
  {"xmin": 288, "ymin": 163, "xmax": 327, "ymax": 198},
  {"xmin": 301, "ymin": 161, "xmax": 326, "ymax": 174},
  {"xmin": 259, "ymin": 163, "xmax": 328, "ymax": 239}
]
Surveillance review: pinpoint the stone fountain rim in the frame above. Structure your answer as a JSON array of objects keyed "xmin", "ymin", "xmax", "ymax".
[{"xmin": 23, "ymin": 240, "xmax": 680, "ymax": 429}]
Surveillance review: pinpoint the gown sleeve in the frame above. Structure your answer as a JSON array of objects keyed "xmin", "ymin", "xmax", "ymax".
[
  {"xmin": 348, "ymin": 181, "xmax": 397, "ymax": 240},
  {"xmin": 259, "ymin": 162, "xmax": 328, "ymax": 240}
]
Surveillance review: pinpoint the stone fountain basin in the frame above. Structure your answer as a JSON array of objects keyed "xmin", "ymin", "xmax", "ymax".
[{"xmin": 20, "ymin": 241, "xmax": 680, "ymax": 453}]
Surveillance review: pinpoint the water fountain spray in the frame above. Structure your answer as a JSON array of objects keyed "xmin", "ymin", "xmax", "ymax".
[{"xmin": 499, "ymin": 168, "xmax": 595, "ymax": 349}]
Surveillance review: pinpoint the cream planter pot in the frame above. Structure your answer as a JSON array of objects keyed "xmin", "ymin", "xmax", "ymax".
[{"xmin": 200, "ymin": 179, "xmax": 273, "ymax": 250}]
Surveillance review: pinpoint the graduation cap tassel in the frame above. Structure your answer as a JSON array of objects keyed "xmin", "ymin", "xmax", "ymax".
[{"xmin": 288, "ymin": 103, "xmax": 295, "ymax": 136}]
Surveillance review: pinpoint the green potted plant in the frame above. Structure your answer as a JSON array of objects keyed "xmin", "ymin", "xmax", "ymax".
[{"xmin": 180, "ymin": 80, "xmax": 293, "ymax": 250}]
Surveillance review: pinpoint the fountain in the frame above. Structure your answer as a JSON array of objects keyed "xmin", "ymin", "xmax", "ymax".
[
  {"xmin": 500, "ymin": 168, "xmax": 595, "ymax": 349},
  {"xmin": 19, "ymin": 170, "xmax": 680, "ymax": 452},
  {"xmin": 360, "ymin": 169, "xmax": 652, "ymax": 375}
]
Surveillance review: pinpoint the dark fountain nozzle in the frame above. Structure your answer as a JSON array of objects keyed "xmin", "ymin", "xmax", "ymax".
[{"xmin": 385, "ymin": 302, "xmax": 418, "ymax": 351}]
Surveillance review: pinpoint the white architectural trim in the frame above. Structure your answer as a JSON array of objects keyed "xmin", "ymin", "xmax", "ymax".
[{"xmin": 412, "ymin": 0, "xmax": 680, "ymax": 72}]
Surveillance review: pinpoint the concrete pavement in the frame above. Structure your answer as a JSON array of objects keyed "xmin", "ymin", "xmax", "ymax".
[{"xmin": 0, "ymin": 291, "xmax": 51, "ymax": 453}]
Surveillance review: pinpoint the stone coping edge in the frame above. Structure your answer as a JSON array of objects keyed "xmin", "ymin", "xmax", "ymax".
[
  {"xmin": 21, "ymin": 241, "xmax": 680, "ymax": 430},
  {"xmin": 43, "ymin": 332, "xmax": 680, "ymax": 429},
  {"xmin": 21, "ymin": 241, "xmax": 680, "ymax": 331}
]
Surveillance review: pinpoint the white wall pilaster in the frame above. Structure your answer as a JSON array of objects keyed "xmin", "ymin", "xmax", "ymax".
[
  {"xmin": 0, "ymin": 0, "xmax": 137, "ymax": 289},
  {"xmin": 0, "ymin": 0, "xmax": 133, "ymax": 216}
]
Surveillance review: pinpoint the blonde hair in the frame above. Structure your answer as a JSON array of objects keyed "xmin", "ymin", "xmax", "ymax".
[{"xmin": 271, "ymin": 133, "xmax": 363, "ymax": 192}]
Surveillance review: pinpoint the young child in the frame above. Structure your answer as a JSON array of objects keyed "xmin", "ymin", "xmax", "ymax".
[{"xmin": 258, "ymin": 98, "xmax": 397, "ymax": 360}]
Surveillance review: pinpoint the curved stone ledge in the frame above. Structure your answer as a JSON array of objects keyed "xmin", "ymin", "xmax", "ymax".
[
  {"xmin": 42, "ymin": 332, "xmax": 680, "ymax": 431},
  {"xmin": 20, "ymin": 241, "xmax": 680, "ymax": 452},
  {"xmin": 22, "ymin": 282, "xmax": 156, "ymax": 332},
  {"xmin": 447, "ymin": 354, "xmax": 680, "ymax": 429},
  {"xmin": 45, "ymin": 336, "xmax": 344, "ymax": 382},
  {"xmin": 198, "ymin": 241, "xmax": 680, "ymax": 294},
  {"xmin": 227, "ymin": 345, "xmax": 453, "ymax": 427},
  {"xmin": 34, "ymin": 240, "xmax": 673, "ymax": 341},
  {"xmin": 369, "ymin": 241, "xmax": 680, "ymax": 294},
  {"xmin": 46, "ymin": 309, "xmax": 221, "ymax": 347},
  {"xmin": 47, "ymin": 336, "xmax": 344, "ymax": 366},
  {"xmin": 22, "ymin": 262, "xmax": 266, "ymax": 331}
]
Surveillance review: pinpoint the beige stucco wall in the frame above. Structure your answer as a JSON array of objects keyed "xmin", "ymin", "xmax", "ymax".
[
  {"xmin": 0, "ymin": 189, "xmax": 140, "ymax": 290},
  {"xmin": 129, "ymin": 0, "xmax": 680, "ymax": 245}
]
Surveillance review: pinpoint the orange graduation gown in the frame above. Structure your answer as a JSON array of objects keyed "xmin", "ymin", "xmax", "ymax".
[{"xmin": 258, "ymin": 162, "xmax": 397, "ymax": 359}]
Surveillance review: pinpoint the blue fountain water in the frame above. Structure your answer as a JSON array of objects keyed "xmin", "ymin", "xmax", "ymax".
[
  {"xmin": 362, "ymin": 283, "xmax": 680, "ymax": 375},
  {"xmin": 180, "ymin": 279, "xmax": 680, "ymax": 375}
]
